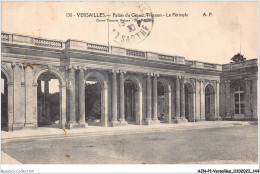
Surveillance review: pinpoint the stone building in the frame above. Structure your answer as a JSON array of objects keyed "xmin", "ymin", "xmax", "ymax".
[{"xmin": 1, "ymin": 32, "xmax": 258, "ymax": 131}]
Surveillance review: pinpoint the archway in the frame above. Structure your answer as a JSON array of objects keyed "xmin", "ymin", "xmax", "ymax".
[
  {"xmin": 184, "ymin": 83, "xmax": 194, "ymax": 121},
  {"xmin": 1, "ymin": 72, "xmax": 8, "ymax": 130},
  {"xmin": 85, "ymin": 72, "xmax": 108, "ymax": 127},
  {"xmin": 157, "ymin": 78, "xmax": 172, "ymax": 123},
  {"xmin": 124, "ymin": 79, "xmax": 136, "ymax": 123},
  {"xmin": 85, "ymin": 78, "xmax": 102, "ymax": 126},
  {"xmin": 37, "ymin": 72, "xmax": 60, "ymax": 128},
  {"xmin": 205, "ymin": 84, "xmax": 215, "ymax": 121},
  {"xmin": 157, "ymin": 81, "xmax": 166, "ymax": 122},
  {"xmin": 124, "ymin": 75, "xmax": 142, "ymax": 125}
]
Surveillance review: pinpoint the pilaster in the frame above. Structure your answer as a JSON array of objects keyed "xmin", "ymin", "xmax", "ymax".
[
  {"xmin": 24, "ymin": 65, "xmax": 37, "ymax": 128},
  {"xmin": 119, "ymin": 70, "xmax": 127, "ymax": 125},
  {"xmin": 152, "ymin": 74, "xmax": 160, "ymax": 124},
  {"xmin": 145, "ymin": 73, "xmax": 153, "ymax": 125},
  {"xmin": 77, "ymin": 66, "xmax": 88, "ymax": 127},
  {"xmin": 66, "ymin": 65, "xmax": 77, "ymax": 129},
  {"xmin": 111, "ymin": 69, "xmax": 119, "ymax": 126},
  {"xmin": 11, "ymin": 63, "xmax": 24, "ymax": 130}
]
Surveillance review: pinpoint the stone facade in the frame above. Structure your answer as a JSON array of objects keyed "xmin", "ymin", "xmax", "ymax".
[{"xmin": 1, "ymin": 32, "xmax": 258, "ymax": 131}]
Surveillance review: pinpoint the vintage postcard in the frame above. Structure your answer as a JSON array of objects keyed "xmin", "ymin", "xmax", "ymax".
[{"xmin": 0, "ymin": 1, "xmax": 258, "ymax": 173}]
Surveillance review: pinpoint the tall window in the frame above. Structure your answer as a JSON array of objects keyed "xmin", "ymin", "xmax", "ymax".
[{"xmin": 234, "ymin": 86, "xmax": 245, "ymax": 115}]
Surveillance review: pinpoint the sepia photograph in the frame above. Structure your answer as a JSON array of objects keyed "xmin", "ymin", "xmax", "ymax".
[{"xmin": 0, "ymin": 1, "xmax": 258, "ymax": 173}]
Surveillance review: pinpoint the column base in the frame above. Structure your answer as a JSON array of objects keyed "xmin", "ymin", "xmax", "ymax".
[
  {"xmin": 66, "ymin": 122, "xmax": 77, "ymax": 129},
  {"xmin": 118, "ymin": 119, "xmax": 128, "ymax": 125},
  {"xmin": 77, "ymin": 121, "xmax": 88, "ymax": 128},
  {"xmin": 145, "ymin": 119, "xmax": 160, "ymax": 125},
  {"xmin": 214, "ymin": 117, "xmax": 223, "ymax": 121},
  {"xmin": 188, "ymin": 118, "xmax": 198, "ymax": 122},
  {"xmin": 12, "ymin": 123, "xmax": 24, "ymax": 130},
  {"xmin": 110, "ymin": 120, "xmax": 119, "ymax": 127},
  {"xmin": 24, "ymin": 123, "xmax": 37, "ymax": 128},
  {"xmin": 153, "ymin": 119, "xmax": 161, "ymax": 124},
  {"xmin": 173, "ymin": 118, "xmax": 188, "ymax": 124},
  {"xmin": 251, "ymin": 115, "xmax": 258, "ymax": 121}
]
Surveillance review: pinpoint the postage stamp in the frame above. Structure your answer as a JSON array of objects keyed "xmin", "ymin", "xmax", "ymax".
[{"xmin": 109, "ymin": 2, "xmax": 154, "ymax": 46}]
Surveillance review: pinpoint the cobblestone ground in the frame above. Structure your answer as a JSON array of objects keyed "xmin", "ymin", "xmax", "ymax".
[{"xmin": 1, "ymin": 123, "xmax": 258, "ymax": 164}]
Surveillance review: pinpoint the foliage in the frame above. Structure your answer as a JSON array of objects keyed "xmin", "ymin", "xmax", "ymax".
[
  {"xmin": 231, "ymin": 53, "xmax": 246, "ymax": 62},
  {"xmin": 85, "ymin": 83, "xmax": 101, "ymax": 120}
]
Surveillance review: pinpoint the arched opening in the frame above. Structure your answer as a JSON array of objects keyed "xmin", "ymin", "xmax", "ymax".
[
  {"xmin": 37, "ymin": 72, "xmax": 60, "ymax": 128},
  {"xmin": 184, "ymin": 83, "xmax": 193, "ymax": 121},
  {"xmin": 1, "ymin": 72, "xmax": 8, "ymax": 130},
  {"xmin": 234, "ymin": 85, "xmax": 245, "ymax": 116},
  {"xmin": 85, "ymin": 77, "xmax": 102, "ymax": 126},
  {"xmin": 205, "ymin": 84, "xmax": 215, "ymax": 121},
  {"xmin": 124, "ymin": 79, "xmax": 136, "ymax": 123},
  {"xmin": 157, "ymin": 81, "xmax": 166, "ymax": 122}
]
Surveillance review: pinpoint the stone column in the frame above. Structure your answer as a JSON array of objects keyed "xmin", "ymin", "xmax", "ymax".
[
  {"xmin": 251, "ymin": 77, "xmax": 257, "ymax": 120},
  {"xmin": 24, "ymin": 66, "xmax": 36, "ymax": 127},
  {"xmin": 225, "ymin": 80, "xmax": 231, "ymax": 119},
  {"xmin": 244, "ymin": 78, "xmax": 251, "ymax": 119},
  {"xmin": 145, "ymin": 73, "xmax": 153, "ymax": 125},
  {"xmin": 78, "ymin": 67, "xmax": 87, "ymax": 127},
  {"xmin": 66, "ymin": 66, "xmax": 76, "ymax": 129},
  {"xmin": 7, "ymin": 82, "xmax": 14, "ymax": 131},
  {"xmin": 180, "ymin": 77, "xmax": 186, "ymax": 120},
  {"xmin": 192, "ymin": 91, "xmax": 196, "ymax": 122},
  {"xmin": 101, "ymin": 84, "xmax": 108, "ymax": 127},
  {"xmin": 195, "ymin": 79, "xmax": 201, "ymax": 121},
  {"xmin": 135, "ymin": 90, "xmax": 143, "ymax": 125},
  {"xmin": 37, "ymin": 80, "xmax": 43, "ymax": 123},
  {"xmin": 37, "ymin": 80, "xmax": 42, "ymax": 94},
  {"xmin": 152, "ymin": 75, "xmax": 159, "ymax": 123},
  {"xmin": 44, "ymin": 78, "xmax": 51, "ymax": 124},
  {"xmin": 12, "ymin": 63, "xmax": 23, "ymax": 130},
  {"xmin": 111, "ymin": 70, "xmax": 119, "ymax": 126},
  {"xmin": 165, "ymin": 90, "xmax": 172, "ymax": 124},
  {"xmin": 219, "ymin": 81, "xmax": 226, "ymax": 119},
  {"xmin": 60, "ymin": 84, "xmax": 67, "ymax": 129},
  {"xmin": 173, "ymin": 76, "xmax": 181, "ymax": 123},
  {"xmin": 200, "ymin": 80, "xmax": 205, "ymax": 120},
  {"xmin": 119, "ymin": 71, "xmax": 127, "ymax": 124},
  {"xmin": 215, "ymin": 80, "xmax": 220, "ymax": 121}
]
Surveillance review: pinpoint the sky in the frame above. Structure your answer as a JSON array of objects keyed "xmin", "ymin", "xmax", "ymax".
[{"xmin": 1, "ymin": 1, "xmax": 258, "ymax": 64}]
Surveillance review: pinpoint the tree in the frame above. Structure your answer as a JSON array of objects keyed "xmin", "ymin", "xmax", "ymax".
[{"xmin": 231, "ymin": 53, "xmax": 246, "ymax": 62}]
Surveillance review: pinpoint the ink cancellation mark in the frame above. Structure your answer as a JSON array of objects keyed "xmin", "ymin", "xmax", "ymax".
[{"xmin": 110, "ymin": 2, "xmax": 154, "ymax": 46}]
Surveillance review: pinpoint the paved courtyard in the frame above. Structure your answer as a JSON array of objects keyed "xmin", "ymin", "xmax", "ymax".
[{"xmin": 1, "ymin": 122, "xmax": 258, "ymax": 164}]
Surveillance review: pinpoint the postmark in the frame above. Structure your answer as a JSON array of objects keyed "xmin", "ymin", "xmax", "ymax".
[{"xmin": 109, "ymin": 2, "xmax": 154, "ymax": 46}]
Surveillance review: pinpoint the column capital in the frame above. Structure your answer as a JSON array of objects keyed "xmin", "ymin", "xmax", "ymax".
[
  {"xmin": 119, "ymin": 70, "xmax": 127, "ymax": 74},
  {"xmin": 43, "ymin": 77, "xmax": 51, "ymax": 82},
  {"xmin": 77, "ymin": 66, "xmax": 87, "ymax": 71},
  {"xmin": 224, "ymin": 80, "xmax": 231, "ymax": 84},
  {"xmin": 147, "ymin": 73, "xmax": 152, "ymax": 76},
  {"xmin": 216, "ymin": 80, "xmax": 220, "ymax": 83},
  {"xmin": 154, "ymin": 73, "xmax": 159, "ymax": 77},
  {"xmin": 196, "ymin": 78, "xmax": 204, "ymax": 82},
  {"xmin": 66, "ymin": 65, "xmax": 76, "ymax": 71},
  {"xmin": 11, "ymin": 62, "xmax": 23, "ymax": 68},
  {"xmin": 111, "ymin": 69, "xmax": 120, "ymax": 74},
  {"xmin": 7, "ymin": 82, "xmax": 14, "ymax": 86},
  {"xmin": 147, "ymin": 73, "xmax": 159, "ymax": 77}
]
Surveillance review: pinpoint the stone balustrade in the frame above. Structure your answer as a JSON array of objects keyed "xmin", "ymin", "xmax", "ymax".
[
  {"xmin": 185, "ymin": 60, "xmax": 223, "ymax": 70},
  {"xmin": 35, "ymin": 38, "xmax": 63, "ymax": 48},
  {"xmin": 2, "ymin": 32, "xmax": 64, "ymax": 49},
  {"xmin": 87, "ymin": 43, "xmax": 110, "ymax": 52},
  {"xmin": 126, "ymin": 49, "xmax": 146, "ymax": 58},
  {"xmin": 222, "ymin": 59, "xmax": 258, "ymax": 70},
  {"xmin": 1, "ymin": 32, "xmax": 235, "ymax": 70}
]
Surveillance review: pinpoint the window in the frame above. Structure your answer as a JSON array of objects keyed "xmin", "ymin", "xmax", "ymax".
[{"xmin": 234, "ymin": 86, "xmax": 245, "ymax": 115}]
